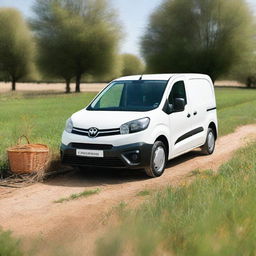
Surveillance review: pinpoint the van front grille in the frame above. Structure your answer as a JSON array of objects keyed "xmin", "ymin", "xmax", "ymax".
[{"xmin": 72, "ymin": 127, "xmax": 120, "ymax": 137}]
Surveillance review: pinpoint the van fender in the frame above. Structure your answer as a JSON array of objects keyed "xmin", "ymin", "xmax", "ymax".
[
  {"xmin": 149, "ymin": 124, "xmax": 171, "ymax": 158},
  {"xmin": 204, "ymin": 118, "xmax": 218, "ymax": 139}
]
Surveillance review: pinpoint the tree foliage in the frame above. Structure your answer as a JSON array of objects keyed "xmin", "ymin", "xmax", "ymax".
[
  {"xmin": 141, "ymin": 0, "xmax": 255, "ymax": 82},
  {"xmin": 0, "ymin": 8, "xmax": 34, "ymax": 90},
  {"xmin": 228, "ymin": 48, "xmax": 256, "ymax": 88},
  {"xmin": 120, "ymin": 54, "xmax": 144, "ymax": 76},
  {"xmin": 31, "ymin": 0, "xmax": 121, "ymax": 92}
]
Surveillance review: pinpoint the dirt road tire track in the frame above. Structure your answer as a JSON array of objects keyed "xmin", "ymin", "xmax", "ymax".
[{"xmin": 0, "ymin": 124, "xmax": 255, "ymax": 254}]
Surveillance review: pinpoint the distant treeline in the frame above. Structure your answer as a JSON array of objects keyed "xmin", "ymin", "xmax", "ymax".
[{"xmin": 0, "ymin": 0, "xmax": 255, "ymax": 93}]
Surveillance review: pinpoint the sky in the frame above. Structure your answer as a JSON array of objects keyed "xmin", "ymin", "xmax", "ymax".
[{"xmin": 0, "ymin": 0, "xmax": 255, "ymax": 57}]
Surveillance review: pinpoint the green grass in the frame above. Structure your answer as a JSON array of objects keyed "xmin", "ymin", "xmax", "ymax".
[
  {"xmin": 136, "ymin": 190, "xmax": 151, "ymax": 197},
  {"xmin": 0, "ymin": 229, "xmax": 23, "ymax": 256},
  {"xmin": 54, "ymin": 188, "xmax": 100, "ymax": 203},
  {"xmin": 215, "ymin": 88, "xmax": 256, "ymax": 109},
  {"xmin": 0, "ymin": 92, "xmax": 96, "ymax": 172},
  {"xmin": 96, "ymin": 142, "xmax": 256, "ymax": 256},
  {"xmin": 216, "ymin": 88, "xmax": 256, "ymax": 135},
  {"xmin": 0, "ymin": 88, "xmax": 255, "ymax": 172}
]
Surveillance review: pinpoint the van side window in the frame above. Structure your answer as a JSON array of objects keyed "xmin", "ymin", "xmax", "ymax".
[{"xmin": 168, "ymin": 81, "xmax": 187, "ymax": 105}]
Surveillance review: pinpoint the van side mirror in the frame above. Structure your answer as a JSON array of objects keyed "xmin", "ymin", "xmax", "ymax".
[
  {"xmin": 162, "ymin": 100, "xmax": 173, "ymax": 114},
  {"xmin": 162, "ymin": 98, "xmax": 185, "ymax": 114},
  {"xmin": 173, "ymin": 98, "xmax": 185, "ymax": 112}
]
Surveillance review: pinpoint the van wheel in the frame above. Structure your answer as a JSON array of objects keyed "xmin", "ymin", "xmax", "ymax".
[
  {"xmin": 145, "ymin": 141, "xmax": 167, "ymax": 178},
  {"xmin": 201, "ymin": 128, "xmax": 215, "ymax": 155}
]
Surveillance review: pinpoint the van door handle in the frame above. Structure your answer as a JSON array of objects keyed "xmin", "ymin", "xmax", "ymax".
[
  {"xmin": 193, "ymin": 111, "xmax": 197, "ymax": 116},
  {"xmin": 187, "ymin": 113, "xmax": 191, "ymax": 118}
]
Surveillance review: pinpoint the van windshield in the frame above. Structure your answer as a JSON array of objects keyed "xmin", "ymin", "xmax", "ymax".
[{"xmin": 87, "ymin": 80, "xmax": 168, "ymax": 112}]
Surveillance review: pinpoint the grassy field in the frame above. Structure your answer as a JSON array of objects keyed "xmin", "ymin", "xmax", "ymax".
[
  {"xmin": 0, "ymin": 88, "xmax": 256, "ymax": 172},
  {"xmin": 0, "ymin": 87, "xmax": 255, "ymax": 255},
  {"xmin": 96, "ymin": 141, "xmax": 256, "ymax": 256},
  {"xmin": 0, "ymin": 92, "xmax": 97, "ymax": 173},
  {"xmin": 215, "ymin": 88, "xmax": 256, "ymax": 135}
]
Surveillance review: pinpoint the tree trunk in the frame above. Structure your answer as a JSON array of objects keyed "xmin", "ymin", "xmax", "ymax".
[
  {"xmin": 65, "ymin": 79, "xmax": 71, "ymax": 93},
  {"xmin": 11, "ymin": 78, "xmax": 16, "ymax": 91},
  {"xmin": 75, "ymin": 74, "xmax": 81, "ymax": 93},
  {"xmin": 246, "ymin": 77, "xmax": 252, "ymax": 88}
]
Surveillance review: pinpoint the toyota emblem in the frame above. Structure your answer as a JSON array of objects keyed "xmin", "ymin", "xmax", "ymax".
[{"xmin": 88, "ymin": 127, "xmax": 99, "ymax": 138}]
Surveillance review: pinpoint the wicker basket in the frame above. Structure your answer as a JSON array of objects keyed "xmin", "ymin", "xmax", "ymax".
[{"xmin": 7, "ymin": 136, "xmax": 49, "ymax": 174}]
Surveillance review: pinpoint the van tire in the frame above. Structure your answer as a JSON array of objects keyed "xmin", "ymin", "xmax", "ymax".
[
  {"xmin": 145, "ymin": 141, "xmax": 167, "ymax": 178},
  {"xmin": 201, "ymin": 128, "xmax": 215, "ymax": 155}
]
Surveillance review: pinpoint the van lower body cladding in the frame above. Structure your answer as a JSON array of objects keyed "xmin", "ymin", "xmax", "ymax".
[{"xmin": 60, "ymin": 142, "xmax": 153, "ymax": 169}]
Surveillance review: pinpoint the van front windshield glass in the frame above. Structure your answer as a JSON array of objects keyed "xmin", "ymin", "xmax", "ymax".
[{"xmin": 88, "ymin": 80, "xmax": 168, "ymax": 111}]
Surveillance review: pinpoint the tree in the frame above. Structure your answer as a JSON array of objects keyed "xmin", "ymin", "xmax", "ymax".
[
  {"xmin": 0, "ymin": 8, "xmax": 34, "ymax": 91},
  {"xmin": 228, "ymin": 49, "xmax": 256, "ymax": 88},
  {"xmin": 31, "ymin": 0, "xmax": 121, "ymax": 93},
  {"xmin": 141, "ymin": 0, "xmax": 255, "ymax": 82},
  {"xmin": 121, "ymin": 54, "xmax": 144, "ymax": 76}
]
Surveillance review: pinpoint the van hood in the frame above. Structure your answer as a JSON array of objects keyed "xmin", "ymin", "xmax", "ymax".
[{"xmin": 71, "ymin": 109, "xmax": 151, "ymax": 129}]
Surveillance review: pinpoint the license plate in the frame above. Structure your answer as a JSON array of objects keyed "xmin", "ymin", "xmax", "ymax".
[{"xmin": 76, "ymin": 149, "xmax": 104, "ymax": 158}]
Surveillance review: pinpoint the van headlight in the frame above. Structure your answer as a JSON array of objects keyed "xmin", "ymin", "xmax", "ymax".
[
  {"xmin": 120, "ymin": 118, "xmax": 150, "ymax": 134},
  {"xmin": 65, "ymin": 118, "xmax": 73, "ymax": 133}
]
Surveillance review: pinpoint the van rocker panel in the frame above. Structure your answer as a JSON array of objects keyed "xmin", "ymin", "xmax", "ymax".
[{"xmin": 60, "ymin": 142, "xmax": 153, "ymax": 169}]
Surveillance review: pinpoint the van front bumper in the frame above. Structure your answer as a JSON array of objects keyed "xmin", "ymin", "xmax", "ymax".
[{"xmin": 60, "ymin": 142, "xmax": 153, "ymax": 169}]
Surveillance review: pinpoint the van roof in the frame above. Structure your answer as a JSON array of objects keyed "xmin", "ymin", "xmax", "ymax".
[{"xmin": 114, "ymin": 73, "xmax": 211, "ymax": 81}]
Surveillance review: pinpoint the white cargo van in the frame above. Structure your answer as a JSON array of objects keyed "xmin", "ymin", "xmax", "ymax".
[{"xmin": 61, "ymin": 74, "xmax": 218, "ymax": 177}]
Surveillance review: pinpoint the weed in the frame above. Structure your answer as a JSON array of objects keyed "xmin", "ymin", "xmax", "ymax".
[
  {"xmin": 190, "ymin": 169, "xmax": 214, "ymax": 177},
  {"xmin": 54, "ymin": 188, "xmax": 100, "ymax": 203},
  {"xmin": 0, "ymin": 229, "xmax": 23, "ymax": 256},
  {"xmin": 190, "ymin": 169, "xmax": 201, "ymax": 176},
  {"xmin": 115, "ymin": 201, "xmax": 128, "ymax": 216},
  {"xmin": 0, "ymin": 161, "xmax": 10, "ymax": 179},
  {"xmin": 136, "ymin": 190, "xmax": 151, "ymax": 196}
]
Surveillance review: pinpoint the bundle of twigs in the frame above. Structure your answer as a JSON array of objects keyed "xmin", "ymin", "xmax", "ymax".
[
  {"xmin": 0, "ymin": 163, "xmax": 72, "ymax": 189},
  {"xmin": 0, "ymin": 169, "xmax": 46, "ymax": 188}
]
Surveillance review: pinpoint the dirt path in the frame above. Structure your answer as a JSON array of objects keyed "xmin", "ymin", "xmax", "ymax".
[
  {"xmin": 0, "ymin": 82, "xmax": 107, "ymax": 93},
  {"xmin": 0, "ymin": 124, "xmax": 255, "ymax": 255}
]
